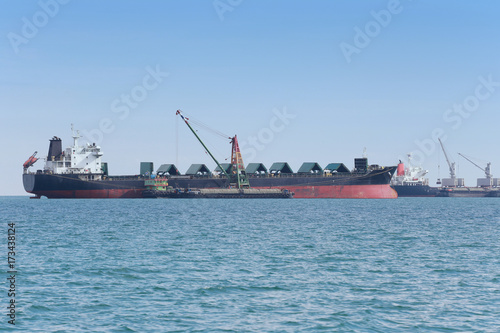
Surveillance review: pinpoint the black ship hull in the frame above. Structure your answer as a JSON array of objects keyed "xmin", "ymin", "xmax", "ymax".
[
  {"xmin": 391, "ymin": 185, "xmax": 439, "ymax": 197},
  {"xmin": 23, "ymin": 173, "xmax": 144, "ymax": 198}
]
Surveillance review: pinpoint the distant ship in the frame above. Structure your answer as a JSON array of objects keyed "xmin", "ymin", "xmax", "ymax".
[
  {"xmin": 22, "ymin": 126, "xmax": 397, "ymax": 199},
  {"xmin": 434, "ymin": 139, "xmax": 500, "ymax": 197},
  {"xmin": 436, "ymin": 187, "xmax": 500, "ymax": 197},
  {"xmin": 391, "ymin": 154, "xmax": 438, "ymax": 197}
]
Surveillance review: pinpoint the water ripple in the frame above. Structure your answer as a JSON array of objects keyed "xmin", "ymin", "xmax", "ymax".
[{"xmin": 2, "ymin": 197, "xmax": 499, "ymax": 332}]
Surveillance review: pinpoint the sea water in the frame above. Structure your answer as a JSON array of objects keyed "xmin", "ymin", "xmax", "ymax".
[{"xmin": 1, "ymin": 197, "xmax": 499, "ymax": 332}]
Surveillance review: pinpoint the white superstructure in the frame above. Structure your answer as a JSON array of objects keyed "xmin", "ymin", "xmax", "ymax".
[
  {"xmin": 44, "ymin": 125, "xmax": 103, "ymax": 175},
  {"xmin": 391, "ymin": 153, "xmax": 429, "ymax": 186}
]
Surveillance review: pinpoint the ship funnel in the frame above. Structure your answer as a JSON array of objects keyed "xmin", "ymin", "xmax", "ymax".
[
  {"xmin": 48, "ymin": 136, "xmax": 62, "ymax": 160},
  {"xmin": 397, "ymin": 161, "xmax": 405, "ymax": 176}
]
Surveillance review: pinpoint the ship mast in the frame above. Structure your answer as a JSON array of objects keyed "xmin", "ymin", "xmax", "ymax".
[{"xmin": 71, "ymin": 123, "xmax": 81, "ymax": 148}]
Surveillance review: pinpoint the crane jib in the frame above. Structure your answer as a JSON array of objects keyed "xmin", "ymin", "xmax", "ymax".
[{"xmin": 176, "ymin": 110, "xmax": 230, "ymax": 180}]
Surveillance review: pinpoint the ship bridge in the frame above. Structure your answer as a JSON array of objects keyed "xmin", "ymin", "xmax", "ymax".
[{"xmin": 43, "ymin": 128, "xmax": 103, "ymax": 175}]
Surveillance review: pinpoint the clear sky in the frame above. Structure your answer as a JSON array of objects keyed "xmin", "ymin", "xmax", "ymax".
[{"xmin": 1, "ymin": 0, "xmax": 499, "ymax": 195}]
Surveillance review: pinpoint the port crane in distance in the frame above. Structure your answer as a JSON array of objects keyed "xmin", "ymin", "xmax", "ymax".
[
  {"xmin": 458, "ymin": 153, "xmax": 492, "ymax": 179},
  {"xmin": 438, "ymin": 138, "xmax": 456, "ymax": 178}
]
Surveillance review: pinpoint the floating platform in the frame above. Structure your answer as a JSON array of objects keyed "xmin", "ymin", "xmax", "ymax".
[{"xmin": 143, "ymin": 188, "xmax": 294, "ymax": 199}]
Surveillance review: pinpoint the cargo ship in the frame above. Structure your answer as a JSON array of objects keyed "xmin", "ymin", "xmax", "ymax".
[
  {"xmin": 22, "ymin": 125, "xmax": 397, "ymax": 199},
  {"xmin": 436, "ymin": 187, "xmax": 500, "ymax": 197},
  {"xmin": 432, "ymin": 139, "xmax": 500, "ymax": 197},
  {"xmin": 390, "ymin": 154, "xmax": 438, "ymax": 197}
]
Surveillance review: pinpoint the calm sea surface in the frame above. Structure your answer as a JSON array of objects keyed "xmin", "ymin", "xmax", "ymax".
[{"xmin": 1, "ymin": 197, "xmax": 499, "ymax": 332}]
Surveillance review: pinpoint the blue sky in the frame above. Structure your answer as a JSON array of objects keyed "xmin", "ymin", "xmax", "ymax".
[{"xmin": 1, "ymin": 0, "xmax": 500, "ymax": 195}]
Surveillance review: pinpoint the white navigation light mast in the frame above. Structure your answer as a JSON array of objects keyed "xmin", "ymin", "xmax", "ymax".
[{"xmin": 71, "ymin": 123, "xmax": 81, "ymax": 148}]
